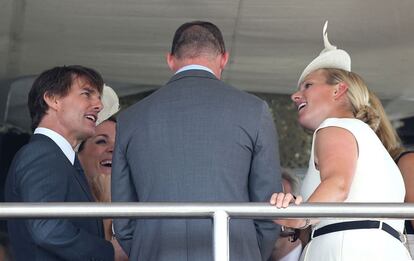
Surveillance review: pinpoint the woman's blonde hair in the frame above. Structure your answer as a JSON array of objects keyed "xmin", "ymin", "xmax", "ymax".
[
  {"xmin": 368, "ymin": 91, "xmax": 405, "ymax": 160},
  {"xmin": 321, "ymin": 68, "xmax": 380, "ymax": 131}
]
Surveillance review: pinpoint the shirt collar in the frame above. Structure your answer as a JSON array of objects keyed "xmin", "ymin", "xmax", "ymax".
[
  {"xmin": 175, "ymin": 64, "xmax": 214, "ymax": 75},
  {"xmin": 34, "ymin": 127, "xmax": 76, "ymax": 165}
]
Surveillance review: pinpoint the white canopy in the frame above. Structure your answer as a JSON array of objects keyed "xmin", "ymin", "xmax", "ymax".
[{"xmin": 1, "ymin": 0, "xmax": 414, "ymax": 131}]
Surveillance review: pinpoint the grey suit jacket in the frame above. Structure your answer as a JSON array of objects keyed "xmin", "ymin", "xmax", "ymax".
[
  {"xmin": 5, "ymin": 134, "xmax": 114, "ymax": 261},
  {"xmin": 112, "ymin": 69, "xmax": 282, "ymax": 261}
]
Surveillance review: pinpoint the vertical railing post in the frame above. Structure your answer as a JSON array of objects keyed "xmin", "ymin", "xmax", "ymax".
[{"xmin": 213, "ymin": 210, "xmax": 229, "ymax": 261}]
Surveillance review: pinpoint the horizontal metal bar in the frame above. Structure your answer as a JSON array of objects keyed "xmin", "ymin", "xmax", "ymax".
[{"xmin": 2, "ymin": 202, "xmax": 414, "ymax": 219}]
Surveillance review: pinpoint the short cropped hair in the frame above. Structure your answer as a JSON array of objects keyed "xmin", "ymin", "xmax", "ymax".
[
  {"xmin": 28, "ymin": 65, "xmax": 104, "ymax": 131},
  {"xmin": 170, "ymin": 21, "xmax": 226, "ymax": 59}
]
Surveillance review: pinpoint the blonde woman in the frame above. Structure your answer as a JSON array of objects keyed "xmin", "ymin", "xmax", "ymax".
[
  {"xmin": 78, "ymin": 85, "xmax": 121, "ymax": 243},
  {"xmin": 270, "ymin": 22, "xmax": 411, "ymax": 260},
  {"xmin": 78, "ymin": 117, "xmax": 116, "ymax": 240}
]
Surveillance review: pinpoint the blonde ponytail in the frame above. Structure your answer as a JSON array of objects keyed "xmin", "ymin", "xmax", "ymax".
[
  {"xmin": 323, "ymin": 68, "xmax": 380, "ymax": 131},
  {"xmin": 355, "ymin": 105, "xmax": 380, "ymax": 131}
]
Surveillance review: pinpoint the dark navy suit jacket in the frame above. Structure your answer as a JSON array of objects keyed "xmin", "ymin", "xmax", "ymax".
[{"xmin": 5, "ymin": 134, "xmax": 114, "ymax": 261}]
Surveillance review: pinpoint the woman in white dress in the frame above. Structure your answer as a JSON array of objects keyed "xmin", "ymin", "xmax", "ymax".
[{"xmin": 270, "ymin": 22, "xmax": 411, "ymax": 261}]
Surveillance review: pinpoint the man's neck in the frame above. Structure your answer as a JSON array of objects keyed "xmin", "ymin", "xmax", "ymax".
[
  {"xmin": 38, "ymin": 121, "xmax": 79, "ymax": 149},
  {"xmin": 173, "ymin": 59, "xmax": 221, "ymax": 79},
  {"xmin": 175, "ymin": 64, "xmax": 215, "ymax": 75},
  {"xmin": 34, "ymin": 127, "xmax": 76, "ymax": 164}
]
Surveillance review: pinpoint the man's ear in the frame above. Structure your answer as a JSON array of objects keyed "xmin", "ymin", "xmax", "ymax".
[
  {"xmin": 166, "ymin": 53, "xmax": 176, "ymax": 72},
  {"xmin": 220, "ymin": 52, "xmax": 229, "ymax": 69},
  {"xmin": 333, "ymin": 82, "xmax": 349, "ymax": 99},
  {"xmin": 43, "ymin": 92, "xmax": 59, "ymax": 111}
]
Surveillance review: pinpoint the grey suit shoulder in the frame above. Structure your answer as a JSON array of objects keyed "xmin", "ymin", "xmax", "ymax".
[{"xmin": 118, "ymin": 70, "xmax": 268, "ymax": 142}]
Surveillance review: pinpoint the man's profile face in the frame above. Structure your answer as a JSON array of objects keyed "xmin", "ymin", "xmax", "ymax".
[{"xmin": 53, "ymin": 76, "xmax": 103, "ymax": 143}]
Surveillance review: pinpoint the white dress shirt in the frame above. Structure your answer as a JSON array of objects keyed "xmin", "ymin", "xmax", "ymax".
[
  {"xmin": 175, "ymin": 64, "xmax": 214, "ymax": 75},
  {"xmin": 34, "ymin": 127, "xmax": 75, "ymax": 165}
]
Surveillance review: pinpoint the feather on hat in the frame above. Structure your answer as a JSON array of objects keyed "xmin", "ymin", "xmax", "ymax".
[{"xmin": 298, "ymin": 21, "xmax": 351, "ymax": 87}]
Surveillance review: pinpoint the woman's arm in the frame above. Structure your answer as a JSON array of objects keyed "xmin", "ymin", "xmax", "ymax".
[
  {"xmin": 271, "ymin": 126, "xmax": 358, "ymax": 228},
  {"xmin": 307, "ymin": 126, "xmax": 357, "ymax": 202},
  {"xmin": 398, "ymin": 152, "xmax": 414, "ymax": 228}
]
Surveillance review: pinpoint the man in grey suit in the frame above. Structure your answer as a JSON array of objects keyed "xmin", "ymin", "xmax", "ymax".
[
  {"xmin": 112, "ymin": 21, "xmax": 282, "ymax": 261},
  {"xmin": 5, "ymin": 65, "xmax": 126, "ymax": 260}
]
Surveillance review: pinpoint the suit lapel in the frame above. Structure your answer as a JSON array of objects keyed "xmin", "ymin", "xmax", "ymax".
[
  {"xmin": 73, "ymin": 155, "xmax": 94, "ymax": 202},
  {"xmin": 31, "ymin": 134, "xmax": 105, "ymax": 237},
  {"xmin": 31, "ymin": 134, "xmax": 94, "ymax": 201},
  {"xmin": 74, "ymin": 154, "xmax": 105, "ymax": 237},
  {"xmin": 31, "ymin": 134, "xmax": 95, "ymax": 202}
]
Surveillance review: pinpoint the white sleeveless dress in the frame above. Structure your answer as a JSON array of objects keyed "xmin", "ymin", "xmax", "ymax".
[{"xmin": 300, "ymin": 118, "xmax": 411, "ymax": 261}]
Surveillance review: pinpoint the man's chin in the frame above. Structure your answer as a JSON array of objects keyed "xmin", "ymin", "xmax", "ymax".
[{"xmin": 81, "ymin": 128, "xmax": 96, "ymax": 139}]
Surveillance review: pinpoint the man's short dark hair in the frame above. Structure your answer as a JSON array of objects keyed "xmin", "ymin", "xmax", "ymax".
[
  {"xmin": 28, "ymin": 65, "xmax": 104, "ymax": 132},
  {"xmin": 170, "ymin": 21, "xmax": 226, "ymax": 59}
]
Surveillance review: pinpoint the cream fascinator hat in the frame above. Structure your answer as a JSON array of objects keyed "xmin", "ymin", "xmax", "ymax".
[
  {"xmin": 96, "ymin": 84, "xmax": 120, "ymax": 125},
  {"xmin": 298, "ymin": 21, "xmax": 351, "ymax": 87}
]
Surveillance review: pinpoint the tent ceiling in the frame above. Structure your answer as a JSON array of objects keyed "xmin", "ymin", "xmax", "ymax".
[{"xmin": 1, "ymin": 0, "xmax": 414, "ymax": 130}]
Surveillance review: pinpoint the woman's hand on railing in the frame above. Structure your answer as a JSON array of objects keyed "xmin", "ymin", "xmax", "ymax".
[
  {"xmin": 269, "ymin": 193, "xmax": 310, "ymax": 229},
  {"xmin": 270, "ymin": 192, "xmax": 302, "ymax": 208}
]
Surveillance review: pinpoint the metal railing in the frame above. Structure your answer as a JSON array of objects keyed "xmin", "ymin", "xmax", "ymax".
[{"xmin": 2, "ymin": 202, "xmax": 414, "ymax": 261}]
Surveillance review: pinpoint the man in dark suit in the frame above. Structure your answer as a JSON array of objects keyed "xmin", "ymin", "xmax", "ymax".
[
  {"xmin": 112, "ymin": 21, "xmax": 282, "ymax": 261},
  {"xmin": 5, "ymin": 66, "xmax": 125, "ymax": 260}
]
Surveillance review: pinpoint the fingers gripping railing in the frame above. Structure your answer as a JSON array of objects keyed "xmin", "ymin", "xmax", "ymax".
[{"xmin": 2, "ymin": 202, "xmax": 414, "ymax": 261}]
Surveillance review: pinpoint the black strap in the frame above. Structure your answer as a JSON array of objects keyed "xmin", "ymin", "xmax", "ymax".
[
  {"xmin": 395, "ymin": 150, "xmax": 414, "ymax": 164},
  {"xmin": 312, "ymin": 220, "xmax": 402, "ymax": 242}
]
